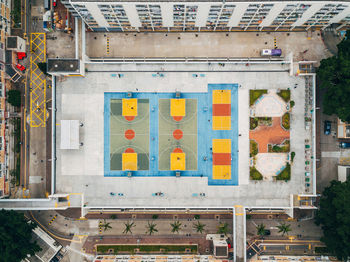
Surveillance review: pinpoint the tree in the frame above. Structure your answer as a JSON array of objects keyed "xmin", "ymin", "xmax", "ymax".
[
  {"xmin": 145, "ymin": 221, "xmax": 158, "ymax": 235},
  {"xmin": 256, "ymin": 223, "xmax": 266, "ymax": 238},
  {"xmin": 123, "ymin": 221, "xmax": 135, "ymax": 234},
  {"xmin": 276, "ymin": 222, "xmax": 291, "ymax": 236},
  {"xmin": 193, "ymin": 221, "xmax": 206, "ymax": 234},
  {"xmin": 217, "ymin": 222, "xmax": 229, "ymax": 235},
  {"xmin": 315, "ymin": 180, "xmax": 350, "ymax": 260},
  {"xmin": 101, "ymin": 219, "xmax": 112, "ymax": 232},
  {"xmin": 170, "ymin": 221, "xmax": 182, "ymax": 233},
  {"xmin": 0, "ymin": 209, "xmax": 42, "ymax": 261},
  {"xmin": 7, "ymin": 90, "xmax": 21, "ymax": 107},
  {"xmin": 317, "ymin": 30, "xmax": 350, "ymax": 122}
]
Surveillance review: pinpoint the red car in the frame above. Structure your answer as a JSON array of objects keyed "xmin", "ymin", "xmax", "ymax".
[
  {"xmin": 17, "ymin": 52, "xmax": 27, "ymax": 60},
  {"xmin": 16, "ymin": 64, "xmax": 26, "ymax": 71}
]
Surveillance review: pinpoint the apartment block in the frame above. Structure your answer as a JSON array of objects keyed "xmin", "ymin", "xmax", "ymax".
[{"xmin": 61, "ymin": 1, "xmax": 350, "ymax": 32}]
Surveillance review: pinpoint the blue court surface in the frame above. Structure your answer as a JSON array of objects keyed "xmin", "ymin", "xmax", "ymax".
[{"xmin": 104, "ymin": 84, "xmax": 239, "ymax": 186}]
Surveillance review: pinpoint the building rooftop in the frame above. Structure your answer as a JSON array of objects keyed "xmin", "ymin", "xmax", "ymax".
[
  {"xmin": 6, "ymin": 36, "xmax": 18, "ymax": 49},
  {"xmin": 47, "ymin": 58, "xmax": 80, "ymax": 73},
  {"xmin": 55, "ymin": 62, "xmax": 308, "ymax": 208},
  {"xmin": 71, "ymin": 0, "xmax": 350, "ymax": 2}
]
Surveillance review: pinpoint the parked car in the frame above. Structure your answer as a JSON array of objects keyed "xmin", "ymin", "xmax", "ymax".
[
  {"xmin": 16, "ymin": 64, "xmax": 26, "ymax": 72},
  {"xmin": 324, "ymin": 120, "xmax": 331, "ymax": 135},
  {"xmin": 261, "ymin": 49, "xmax": 282, "ymax": 56},
  {"xmin": 340, "ymin": 142, "xmax": 350, "ymax": 149}
]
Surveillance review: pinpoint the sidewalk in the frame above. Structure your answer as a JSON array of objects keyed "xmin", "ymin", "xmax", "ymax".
[{"xmin": 86, "ymin": 31, "xmax": 330, "ymax": 63}]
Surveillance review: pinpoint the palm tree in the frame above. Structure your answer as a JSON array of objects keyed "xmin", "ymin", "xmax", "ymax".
[
  {"xmin": 217, "ymin": 222, "xmax": 229, "ymax": 235},
  {"xmin": 145, "ymin": 221, "xmax": 158, "ymax": 235},
  {"xmin": 123, "ymin": 221, "xmax": 135, "ymax": 234},
  {"xmin": 256, "ymin": 223, "xmax": 266, "ymax": 237},
  {"xmin": 101, "ymin": 219, "xmax": 112, "ymax": 232},
  {"xmin": 170, "ymin": 221, "xmax": 182, "ymax": 233},
  {"xmin": 277, "ymin": 222, "xmax": 292, "ymax": 236},
  {"xmin": 193, "ymin": 221, "xmax": 206, "ymax": 234}
]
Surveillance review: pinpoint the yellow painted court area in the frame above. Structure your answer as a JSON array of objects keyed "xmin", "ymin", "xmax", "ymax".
[
  {"xmin": 122, "ymin": 153, "xmax": 138, "ymax": 171},
  {"xmin": 213, "ymin": 165, "xmax": 231, "ymax": 179},
  {"xmin": 122, "ymin": 98, "xmax": 138, "ymax": 116},
  {"xmin": 170, "ymin": 99, "xmax": 186, "ymax": 116},
  {"xmin": 170, "ymin": 152, "xmax": 186, "ymax": 170},
  {"xmin": 213, "ymin": 90, "xmax": 231, "ymax": 104},
  {"xmin": 213, "ymin": 139, "xmax": 231, "ymax": 153},
  {"xmin": 213, "ymin": 116, "xmax": 231, "ymax": 130}
]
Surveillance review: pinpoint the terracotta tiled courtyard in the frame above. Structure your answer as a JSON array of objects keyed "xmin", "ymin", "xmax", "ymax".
[{"xmin": 250, "ymin": 117, "xmax": 290, "ymax": 153}]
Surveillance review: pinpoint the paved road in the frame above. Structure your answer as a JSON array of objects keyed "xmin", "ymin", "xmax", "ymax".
[
  {"xmin": 30, "ymin": 210, "xmax": 236, "ymax": 261},
  {"xmin": 315, "ymin": 82, "xmax": 350, "ymax": 193},
  {"xmin": 246, "ymin": 218, "xmax": 322, "ymax": 240}
]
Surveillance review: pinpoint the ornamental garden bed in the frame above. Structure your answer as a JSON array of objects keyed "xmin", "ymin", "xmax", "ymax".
[{"xmin": 96, "ymin": 244, "xmax": 198, "ymax": 255}]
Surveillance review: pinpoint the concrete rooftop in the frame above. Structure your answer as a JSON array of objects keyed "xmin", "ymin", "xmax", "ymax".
[{"xmin": 55, "ymin": 62, "xmax": 307, "ymax": 208}]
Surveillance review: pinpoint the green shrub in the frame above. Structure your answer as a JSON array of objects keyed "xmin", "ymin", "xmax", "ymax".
[
  {"xmin": 257, "ymin": 117, "xmax": 272, "ymax": 126},
  {"xmin": 277, "ymin": 90, "xmax": 291, "ymax": 102},
  {"xmin": 250, "ymin": 140, "xmax": 258, "ymax": 156},
  {"xmin": 315, "ymin": 246, "xmax": 329, "ymax": 254},
  {"xmin": 194, "ymin": 214, "xmax": 200, "ymax": 220},
  {"xmin": 250, "ymin": 167, "xmax": 263, "ymax": 180},
  {"xmin": 276, "ymin": 163, "xmax": 291, "ymax": 181},
  {"xmin": 282, "ymin": 113, "xmax": 290, "ymax": 130},
  {"xmin": 272, "ymin": 145, "xmax": 283, "ymax": 152},
  {"xmin": 290, "ymin": 100, "xmax": 295, "ymax": 108},
  {"xmin": 250, "ymin": 90, "xmax": 267, "ymax": 106},
  {"xmin": 250, "ymin": 118, "xmax": 258, "ymax": 130},
  {"xmin": 152, "ymin": 214, "xmax": 158, "ymax": 220},
  {"xmin": 291, "ymin": 152, "xmax": 295, "ymax": 162},
  {"xmin": 246, "ymin": 214, "xmax": 252, "ymax": 219},
  {"xmin": 269, "ymin": 140, "xmax": 290, "ymax": 153},
  {"xmin": 110, "ymin": 214, "xmax": 117, "ymax": 219}
]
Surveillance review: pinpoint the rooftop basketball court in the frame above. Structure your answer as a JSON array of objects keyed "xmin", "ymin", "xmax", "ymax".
[
  {"xmin": 104, "ymin": 84, "xmax": 239, "ymax": 186},
  {"xmin": 54, "ymin": 63, "xmax": 309, "ymax": 208}
]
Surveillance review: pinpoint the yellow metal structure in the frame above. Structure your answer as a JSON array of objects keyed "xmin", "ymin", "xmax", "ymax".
[
  {"xmin": 30, "ymin": 33, "xmax": 47, "ymax": 127},
  {"xmin": 122, "ymin": 98, "xmax": 138, "ymax": 116},
  {"xmin": 170, "ymin": 99, "xmax": 186, "ymax": 116},
  {"xmin": 170, "ymin": 152, "xmax": 186, "ymax": 170}
]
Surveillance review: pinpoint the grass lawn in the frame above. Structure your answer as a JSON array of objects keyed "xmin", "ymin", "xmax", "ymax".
[
  {"xmin": 250, "ymin": 140, "xmax": 258, "ymax": 156},
  {"xmin": 250, "ymin": 167, "xmax": 263, "ymax": 180},
  {"xmin": 250, "ymin": 90, "xmax": 267, "ymax": 106},
  {"xmin": 276, "ymin": 163, "xmax": 291, "ymax": 181},
  {"xmin": 250, "ymin": 117, "xmax": 258, "ymax": 130},
  {"xmin": 97, "ymin": 245, "xmax": 198, "ymax": 255},
  {"xmin": 282, "ymin": 113, "xmax": 290, "ymax": 130},
  {"xmin": 277, "ymin": 90, "xmax": 291, "ymax": 102},
  {"xmin": 268, "ymin": 140, "xmax": 290, "ymax": 153}
]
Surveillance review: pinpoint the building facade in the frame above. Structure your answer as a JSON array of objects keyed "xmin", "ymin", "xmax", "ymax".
[
  {"xmin": 62, "ymin": 0, "xmax": 350, "ymax": 32},
  {"xmin": 0, "ymin": 0, "xmax": 11, "ymax": 198}
]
